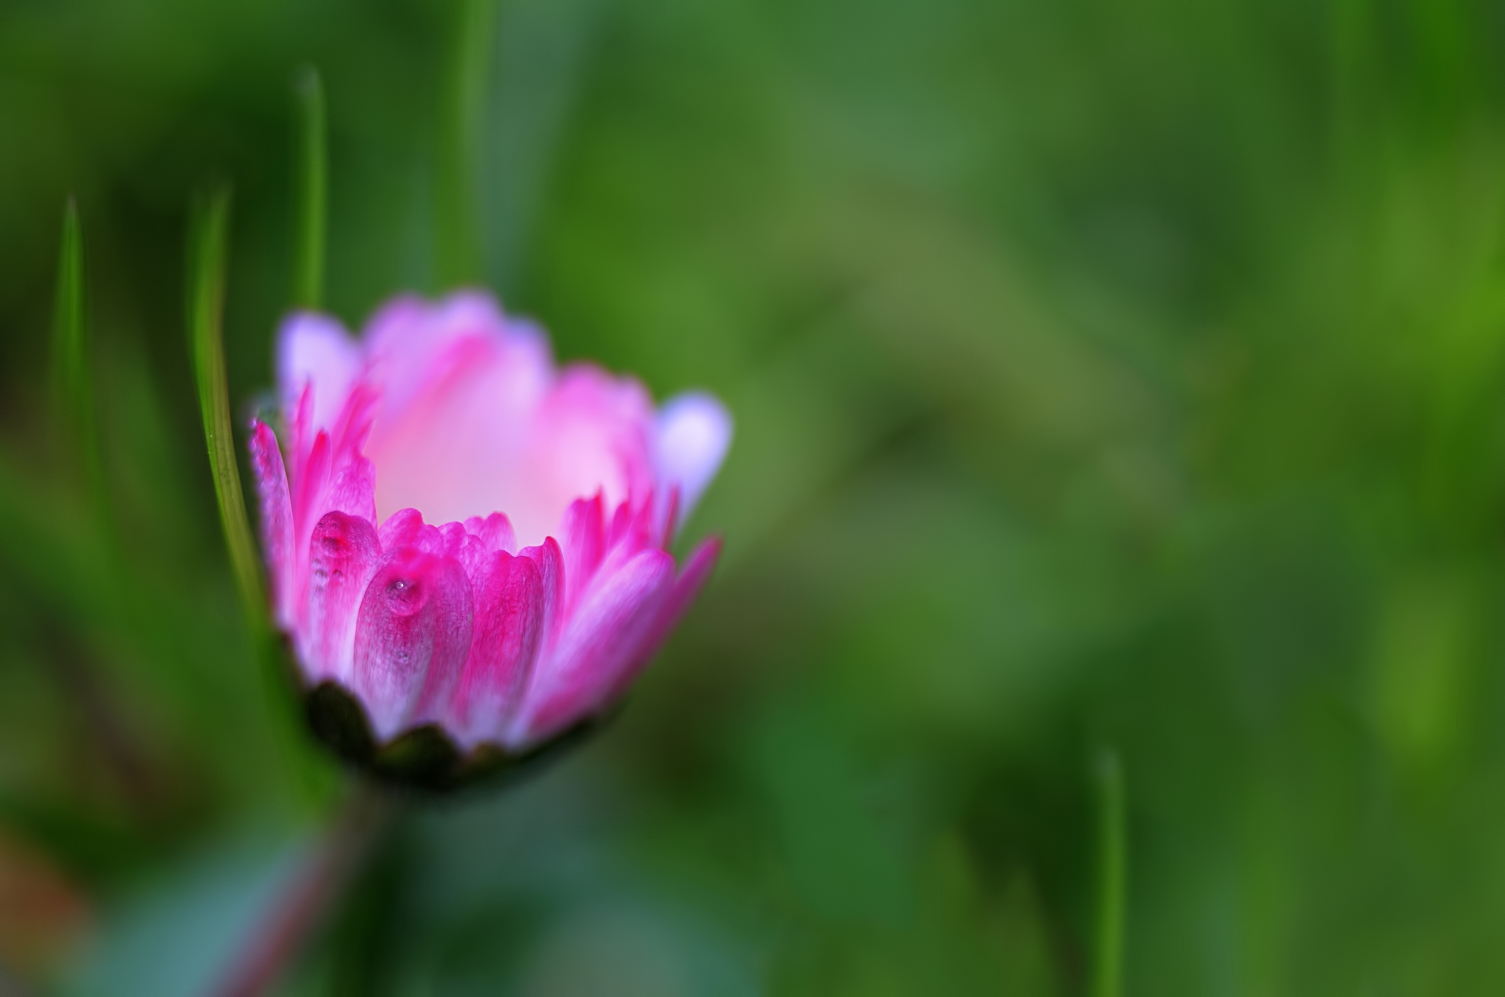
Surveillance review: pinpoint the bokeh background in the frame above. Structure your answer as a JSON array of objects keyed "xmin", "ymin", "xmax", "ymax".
[{"xmin": 3, "ymin": 0, "xmax": 1505, "ymax": 992}]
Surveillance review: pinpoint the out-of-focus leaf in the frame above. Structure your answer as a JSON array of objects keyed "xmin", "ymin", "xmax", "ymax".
[{"xmin": 62, "ymin": 832, "xmax": 308, "ymax": 997}]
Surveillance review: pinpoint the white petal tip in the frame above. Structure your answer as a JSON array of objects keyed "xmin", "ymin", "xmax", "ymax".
[{"xmin": 654, "ymin": 391, "xmax": 732, "ymax": 526}]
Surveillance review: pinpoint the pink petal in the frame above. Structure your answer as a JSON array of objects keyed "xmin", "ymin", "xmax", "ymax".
[
  {"xmin": 365, "ymin": 292, "xmax": 537, "ymax": 420},
  {"xmin": 328, "ymin": 381, "xmax": 379, "ymax": 469},
  {"xmin": 351, "ymin": 546, "xmax": 474, "ymax": 741},
  {"xmin": 278, "ymin": 312, "xmax": 360, "ymax": 435},
  {"xmin": 509, "ymin": 548, "xmax": 675, "ymax": 747},
  {"xmin": 439, "ymin": 520, "xmax": 469, "ymax": 554},
  {"xmin": 289, "ymin": 429, "xmax": 331, "ymax": 605},
  {"xmin": 366, "ymin": 333, "xmax": 544, "ymax": 529},
  {"xmin": 437, "ymin": 519, "xmax": 491, "ymax": 579},
  {"xmin": 658, "ymin": 488, "xmax": 681, "ymax": 549},
  {"xmin": 464, "ymin": 512, "xmax": 516, "ymax": 555},
  {"xmin": 606, "ymin": 494, "xmax": 659, "ymax": 554},
  {"xmin": 248, "ymin": 421, "xmax": 296, "ymax": 629},
  {"xmin": 608, "ymin": 499, "xmax": 634, "ymax": 546},
  {"xmin": 360, "ymin": 294, "xmax": 427, "ymax": 359},
  {"xmin": 327, "ymin": 456, "xmax": 376, "ymax": 524},
  {"xmin": 304, "ymin": 512, "xmax": 383, "ymax": 685},
  {"xmin": 447, "ymin": 551, "xmax": 545, "ymax": 746},
  {"xmin": 287, "ymin": 384, "xmax": 316, "ymax": 494},
  {"xmin": 454, "ymin": 532, "xmax": 492, "ymax": 579},
  {"xmin": 652, "ymin": 392, "xmax": 732, "ymax": 535},
  {"xmin": 520, "ymin": 537, "xmax": 564, "ymax": 654},
  {"xmin": 379, "ymin": 508, "xmax": 443, "ymax": 555},
  {"xmin": 558, "ymin": 493, "xmax": 606, "ymax": 613},
  {"xmin": 292, "ymin": 430, "xmax": 331, "ymax": 542},
  {"xmin": 516, "ymin": 364, "xmax": 656, "ymax": 544},
  {"xmin": 616, "ymin": 536, "xmax": 722, "ymax": 700},
  {"xmin": 364, "ymin": 298, "xmax": 554, "ymax": 534},
  {"xmin": 662, "ymin": 536, "xmax": 722, "ymax": 629}
]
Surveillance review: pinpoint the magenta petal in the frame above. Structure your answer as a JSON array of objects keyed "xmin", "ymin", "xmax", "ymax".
[
  {"xmin": 379, "ymin": 508, "xmax": 443, "ymax": 555},
  {"xmin": 448, "ymin": 551, "xmax": 544, "ymax": 746},
  {"xmin": 439, "ymin": 520, "xmax": 469, "ymax": 553},
  {"xmin": 464, "ymin": 512, "xmax": 516, "ymax": 555},
  {"xmin": 328, "ymin": 455, "xmax": 376, "ymax": 523},
  {"xmin": 608, "ymin": 494, "xmax": 659, "ymax": 553},
  {"xmin": 520, "ymin": 537, "xmax": 564, "ymax": 654},
  {"xmin": 287, "ymin": 383, "xmax": 315, "ymax": 481},
  {"xmin": 304, "ymin": 512, "xmax": 383, "ymax": 684},
  {"xmin": 248, "ymin": 421, "xmax": 296, "ymax": 628},
  {"xmin": 328, "ymin": 381, "xmax": 378, "ymax": 463},
  {"xmin": 655, "ymin": 537, "xmax": 721, "ymax": 644},
  {"xmin": 559, "ymin": 493, "xmax": 606, "ymax": 613},
  {"xmin": 510, "ymin": 548, "xmax": 675, "ymax": 747},
  {"xmin": 293, "ymin": 430, "xmax": 331, "ymax": 539},
  {"xmin": 437, "ymin": 521, "xmax": 489, "ymax": 579},
  {"xmin": 442, "ymin": 523, "xmax": 489, "ymax": 577},
  {"xmin": 352, "ymin": 547, "xmax": 474, "ymax": 741},
  {"xmin": 615, "ymin": 536, "xmax": 722, "ymax": 701}
]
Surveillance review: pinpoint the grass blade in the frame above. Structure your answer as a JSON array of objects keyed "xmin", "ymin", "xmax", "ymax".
[
  {"xmin": 189, "ymin": 185, "xmax": 334, "ymax": 808},
  {"xmin": 1094, "ymin": 748, "xmax": 1126, "ymax": 997},
  {"xmin": 188, "ymin": 186, "xmax": 266, "ymax": 631},
  {"xmin": 51, "ymin": 200, "xmax": 92, "ymax": 448},
  {"xmin": 293, "ymin": 66, "xmax": 327, "ymax": 310},
  {"xmin": 51, "ymin": 198, "xmax": 84, "ymax": 421},
  {"xmin": 435, "ymin": 0, "xmax": 498, "ymax": 288},
  {"xmin": 50, "ymin": 197, "xmax": 112, "ymax": 522}
]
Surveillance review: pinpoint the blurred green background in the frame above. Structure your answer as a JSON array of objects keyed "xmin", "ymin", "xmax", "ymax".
[{"xmin": 3, "ymin": 0, "xmax": 1505, "ymax": 993}]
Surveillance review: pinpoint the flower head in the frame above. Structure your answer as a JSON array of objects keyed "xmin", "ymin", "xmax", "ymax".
[{"xmin": 249, "ymin": 292, "xmax": 730, "ymax": 784}]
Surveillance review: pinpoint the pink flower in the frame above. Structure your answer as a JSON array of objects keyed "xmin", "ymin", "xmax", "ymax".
[{"xmin": 248, "ymin": 291, "xmax": 730, "ymax": 760}]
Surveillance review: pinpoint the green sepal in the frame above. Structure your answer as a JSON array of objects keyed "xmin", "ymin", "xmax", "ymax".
[{"xmin": 302, "ymin": 679, "xmax": 614, "ymax": 793}]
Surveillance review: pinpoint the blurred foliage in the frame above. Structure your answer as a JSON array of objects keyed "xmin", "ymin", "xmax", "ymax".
[{"xmin": 3, "ymin": 0, "xmax": 1505, "ymax": 993}]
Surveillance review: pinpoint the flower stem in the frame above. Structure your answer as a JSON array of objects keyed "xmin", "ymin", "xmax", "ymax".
[{"xmin": 214, "ymin": 782, "xmax": 397, "ymax": 997}]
